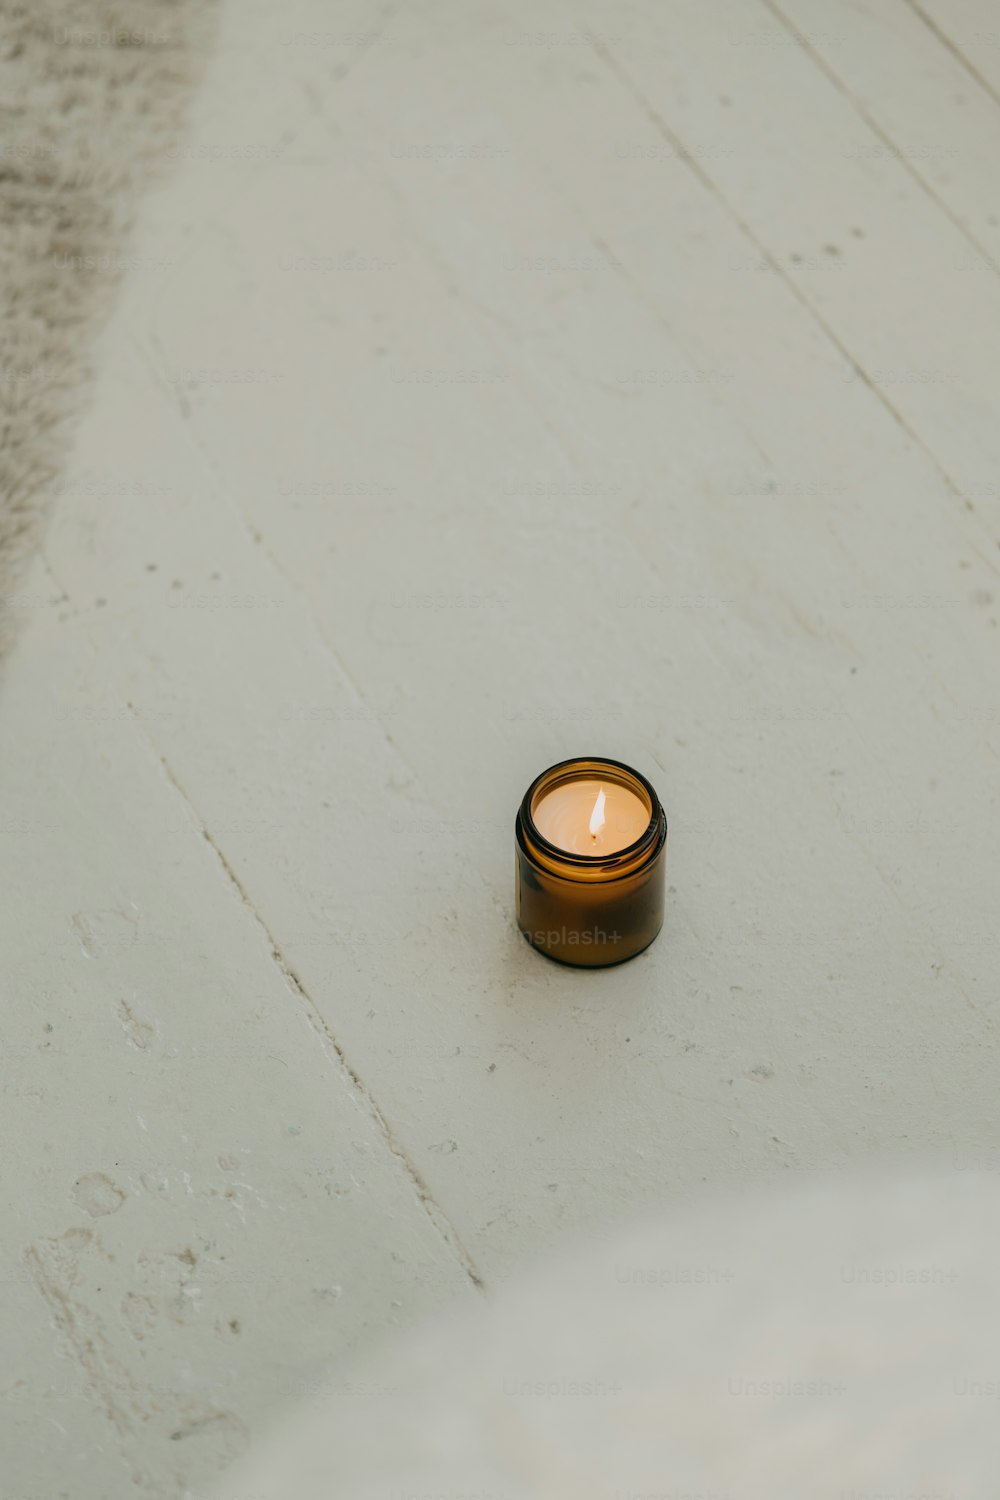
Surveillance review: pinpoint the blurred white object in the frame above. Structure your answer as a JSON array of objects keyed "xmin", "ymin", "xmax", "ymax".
[{"xmin": 213, "ymin": 1169, "xmax": 1000, "ymax": 1498}]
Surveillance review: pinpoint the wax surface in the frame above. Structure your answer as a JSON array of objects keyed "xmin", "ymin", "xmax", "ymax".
[{"xmin": 533, "ymin": 778, "xmax": 649, "ymax": 856}]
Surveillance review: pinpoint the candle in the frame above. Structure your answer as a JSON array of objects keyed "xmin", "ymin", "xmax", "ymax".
[
  {"xmin": 532, "ymin": 779, "xmax": 650, "ymax": 856},
  {"xmin": 515, "ymin": 757, "xmax": 668, "ymax": 968}
]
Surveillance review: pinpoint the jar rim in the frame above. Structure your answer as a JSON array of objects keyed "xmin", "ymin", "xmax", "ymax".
[{"xmin": 517, "ymin": 756, "xmax": 666, "ymax": 880}]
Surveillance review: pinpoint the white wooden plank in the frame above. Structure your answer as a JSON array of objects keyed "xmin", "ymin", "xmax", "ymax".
[
  {"xmin": 0, "ymin": 559, "xmax": 477, "ymax": 1500},
  {"xmin": 769, "ymin": 0, "xmax": 1000, "ymax": 256},
  {"xmin": 547, "ymin": 0, "xmax": 1000, "ymax": 502}
]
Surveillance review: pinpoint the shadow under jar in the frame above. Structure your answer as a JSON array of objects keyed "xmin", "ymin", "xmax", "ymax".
[{"xmin": 515, "ymin": 757, "xmax": 667, "ymax": 968}]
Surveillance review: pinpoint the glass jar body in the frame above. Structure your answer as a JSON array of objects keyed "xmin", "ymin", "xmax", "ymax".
[{"xmin": 515, "ymin": 758, "xmax": 667, "ymax": 968}]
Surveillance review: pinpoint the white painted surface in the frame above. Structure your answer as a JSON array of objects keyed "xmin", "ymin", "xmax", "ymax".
[{"xmin": 3, "ymin": 1, "xmax": 1000, "ymax": 1495}]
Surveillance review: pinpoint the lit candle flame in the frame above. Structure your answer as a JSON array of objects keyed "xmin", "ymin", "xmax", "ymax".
[{"xmin": 589, "ymin": 787, "xmax": 606, "ymax": 839}]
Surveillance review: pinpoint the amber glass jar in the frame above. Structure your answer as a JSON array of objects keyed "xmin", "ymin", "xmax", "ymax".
[{"xmin": 515, "ymin": 757, "xmax": 667, "ymax": 967}]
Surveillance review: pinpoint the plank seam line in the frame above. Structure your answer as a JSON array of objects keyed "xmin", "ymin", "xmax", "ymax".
[
  {"xmin": 903, "ymin": 0, "xmax": 1000, "ymax": 110},
  {"xmin": 129, "ymin": 717, "xmax": 487, "ymax": 1295}
]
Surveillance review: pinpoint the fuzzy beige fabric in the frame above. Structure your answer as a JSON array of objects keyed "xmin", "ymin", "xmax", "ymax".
[
  {"xmin": 215, "ymin": 1171, "xmax": 1000, "ymax": 1499},
  {"xmin": 0, "ymin": 0, "xmax": 216, "ymax": 627}
]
